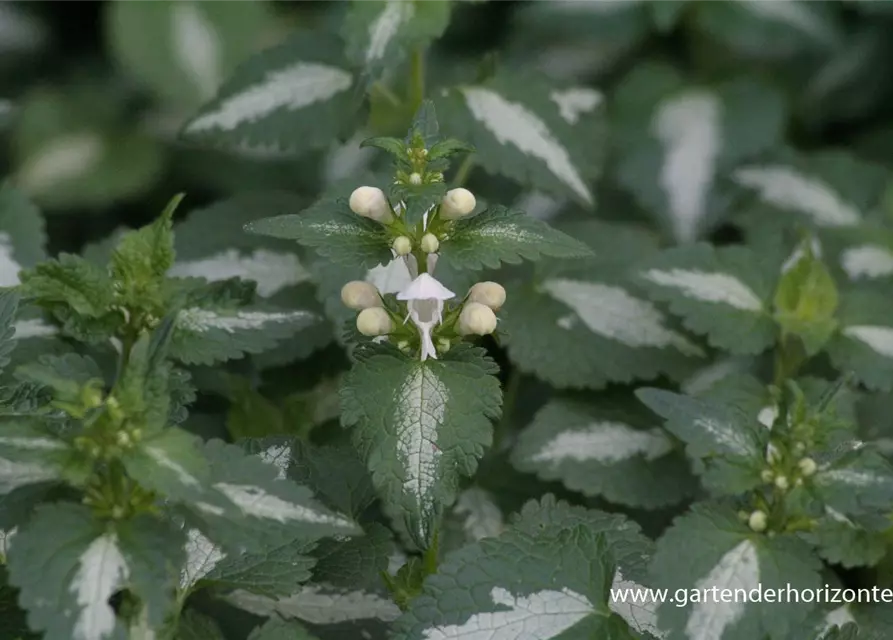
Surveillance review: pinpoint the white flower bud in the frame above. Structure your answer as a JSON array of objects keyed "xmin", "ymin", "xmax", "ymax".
[
  {"xmin": 437, "ymin": 337, "xmax": 451, "ymax": 353},
  {"xmin": 440, "ymin": 188, "xmax": 476, "ymax": 220},
  {"xmin": 341, "ymin": 281, "xmax": 381, "ymax": 310},
  {"xmin": 392, "ymin": 236, "xmax": 413, "ymax": 256},
  {"xmin": 420, "ymin": 233, "xmax": 439, "ymax": 254},
  {"xmin": 774, "ymin": 475, "xmax": 789, "ymax": 491},
  {"xmin": 760, "ymin": 469, "xmax": 773, "ymax": 483},
  {"xmin": 468, "ymin": 281, "xmax": 506, "ymax": 311},
  {"xmin": 409, "ymin": 172, "xmax": 422, "ymax": 185},
  {"xmin": 458, "ymin": 302, "xmax": 497, "ymax": 336},
  {"xmin": 748, "ymin": 510, "xmax": 767, "ymax": 532},
  {"xmin": 798, "ymin": 457, "xmax": 817, "ymax": 477},
  {"xmin": 356, "ymin": 307, "xmax": 393, "ymax": 336},
  {"xmin": 349, "ymin": 186, "xmax": 393, "ymax": 223}
]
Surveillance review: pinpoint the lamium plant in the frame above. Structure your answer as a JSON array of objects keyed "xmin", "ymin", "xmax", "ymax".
[{"xmin": 6, "ymin": 1, "xmax": 893, "ymax": 640}]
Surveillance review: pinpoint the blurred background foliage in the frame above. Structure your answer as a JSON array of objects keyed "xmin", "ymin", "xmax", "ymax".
[{"xmin": 5, "ymin": 0, "xmax": 893, "ymax": 454}]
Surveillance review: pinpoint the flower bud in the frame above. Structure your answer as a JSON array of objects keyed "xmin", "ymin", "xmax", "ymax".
[
  {"xmin": 748, "ymin": 510, "xmax": 767, "ymax": 532},
  {"xmin": 393, "ymin": 236, "xmax": 413, "ymax": 256},
  {"xmin": 341, "ymin": 281, "xmax": 382, "ymax": 310},
  {"xmin": 420, "ymin": 233, "xmax": 439, "ymax": 254},
  {"xmin": 409, "ymin": 172, "xmax": 422, "ymax": 185},
  {"xmin": 458, "ymin": 302, "xmax": 497, "ymax": 336},
  {"xmin": 774, "ymin": 475, "xmax": 789, "ymax": 491},
  {"xmin": 468, "ymin": 281, "xmax": 506, "ymax": 311},
  {"xmin": 349, "ymin": 186, "xmax": 393, "ymax": 223},
  {"xmin": 440, "ymin": 188, "xmax": 476, "ymax": 220},
  {"xmin": 798, "ymin": 457, "xmax": 817, "ymax": 477},
  {"xmin": 760, "ymin": 469, "xmax": 774, "ymax": 483},
  {"xmin": 356, "ymin": 307, "xmax": 393, "ymax": 336}
]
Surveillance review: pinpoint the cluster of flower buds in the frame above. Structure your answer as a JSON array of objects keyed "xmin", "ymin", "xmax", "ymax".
[
  {"xmin": 341, "ymin": 281, "xmax": 393, "ymax": 338},
  {"xmin": 458, "ymin": 281, "xmax": 505, "ymax": 336}
]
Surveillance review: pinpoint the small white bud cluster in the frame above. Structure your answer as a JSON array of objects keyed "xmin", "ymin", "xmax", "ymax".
[
  {"xmin": 349, "ymin": 186, "xmax": 394, "ymax": 223},
  {"xmin": 457, "ymin": 282, "xmax": 506, "ymax": 336},
  {"xmin": 439, "ymin": 188, "xmax": 476, "ymax": 220},
  {"xmin": 341, "ymin": 281, "xmax": 392, "ymax": 337}
]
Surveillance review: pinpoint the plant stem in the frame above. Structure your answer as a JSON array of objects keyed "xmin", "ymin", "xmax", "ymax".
[
  {"xmin": 409, "ymin": 48, "xmax": 426, "ymax": 113},
  {"xmin": 493, "ymin": 368, "xmax": 521, "ymax": 451},
  {"xmin": 452, "ymin": 153, "xmax": 476, "ymax": 188},
  {"xmin": 372, "ymin": 81, "xmax": 402, "ymax": 107}
]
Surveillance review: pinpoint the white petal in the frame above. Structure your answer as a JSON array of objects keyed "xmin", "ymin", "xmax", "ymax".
[
  {"xmin": 653, "ymin": 91, "xmax": 721, "ymax": 243},
  {"xmin": 459, "ymin": 86, "xmax": 592, "ymax": 204},
  {"xmin": 642, "ymin": 268, "xmax": 763, "ymax": 312},
  {"xmin": 185, "ymin": 62, "xmax": 353, "ymax": 133},
  {"xmin": 365, "ymin": 257, "xmax": 413, "ymax": 295},
  {"xmin": 732, "ymin": 165, "xmax": 860, "ymax": 227},
  {"xmin": 397, "ymin": 273, "xmax": 455, "ymax": 301},
  {"xmin": 686, "ymin": 540, "xmax": 759, "ymax": 640}
]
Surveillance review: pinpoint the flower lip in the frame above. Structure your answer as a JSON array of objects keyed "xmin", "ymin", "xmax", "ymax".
[{"xmin": 396, "ymin": 273, "xmax": 455, "ymax": 302}]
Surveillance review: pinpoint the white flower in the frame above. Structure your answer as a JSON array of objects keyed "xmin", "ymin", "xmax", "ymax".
[
  {"xmin": 458, "ymin": 302, "xmax": 497, "ymax": 336},
  {"xmin": 356, "ymin": 307, "xmax": 393, "ymax": 336},
  {"xmin": 409, "ymin": 172, "xmax": 422, "ymax": 185},
  {"xmin": 420, "ymin": 233, "xmax": 439, "ymax": 254},
  {"xmin": 748, "ymin": 510, "xmax": 767, "ymax": 533},
  {"xmin": 440, "ymin": 188, "xmax": 476, "ymax": 220},
  {"xmin": 392, "ymin": 236, "xmax": 413, "ymax": 256},
  {"xmin": 349, "ymin": 186, "xmax": 393, "ymax": 223},
  {"xmin": 467, "ymin": 281, "xmax": 506, "ymax": 311},
  {"xmin": 341, "ymin": 281, "xmax": 382, "ymax": 310},
  {"xmin": 798, "ymin": 457, "xmax": 817, "ymax": 477},
  {"xmin": 396, "ymin": 273, "xmax": 455, "ymax": 361}
]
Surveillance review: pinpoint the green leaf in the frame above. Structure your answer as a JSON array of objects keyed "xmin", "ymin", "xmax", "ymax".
[
  {"xmin": 393, "ymin": 522, "xmax": 628, "ymax": 639},
  {"xmin": 122, "ymin": 427, "xmax": 210, "ymax": 503},
  {"xmin": 184, "ymin": 439, "xmax": 361, "ymax": 553},
  {"xmin": 248, "ymin": 618, "xmax": 320, "ymax": 640},
  {"xmin": 0, "ymin": 184, "xmax": 47, "ymax": 285},
  {"xmin": 637, "ymin": 243, "xmax": 777, "ymax": 355},
  {"xmin": 226, "ymin": 524, "xmax": 399, "ymax": 627},
  {"xmin": 170, "ymin": 191, "xmax": 313, "ymax": 299},
  {"xmin": 14, "ymin": 352, "xmax": 103, "ymax": 407},
  {"xmin": 7, "ymin": 503, "xmax": 185, "ymax": 640},
  {"xmin": 502, "ymin": 276, "xmax": 704, "ymax": 389},
  {"xmin": 438, "ymin": 205, "xmax": 593, "ymax": 271},
  {"xmin": 340, "ymin": 345, "xmax": 502, "ymax": 549},
  {"xmin": 439, "ymin": 486, "xmax": 505, "ymax": 553},
  {"xmin": 170, "ymin": 302, "xmax": 318, "ymax": 366},
  {"xmin": 205, "ymin": 536, "xmax": 316, "ymax": 598},
  {"xmin": 436, "ymin": 71, "xmax": 603, "ymax": 205},
  {"xmin": 0, "ymin": 420, "xmax": 71, "ymax": 494},
  {"xmin": 733, "ymin": 150, "xmax": 889, "ymax": 240},
  {"xmin": 343, "ymin": 0, "xmax": 451, "ymax": 80},
  {"xmin": 774, "ymin": 238, "xmax": 839, "ymax": 356},
  {"xmin": 649, "ymin": 503, "xmax": 822, "ymax": 640},
  {"xmin": 826, "ymin": 290, "xmax": 893, "ymax": 391},
  {"xmin": 693, "ymin": 0, "xmax": 841, "ymax": 60},
  {"xmin": 806, "ymin": 514, "xmax": 887, "ymax": 569},
  {"xmin": 180, "ymin": 32, "xmax": 360, "ymax": 156},
  {"xmin": 636, "ymin": 387, "xmax": 767, "ymax": 495},
  {"xmin": 105, "ymin": 0, "xmax": 277, "ymax": 110},
  {"xmin": 245, "ymin": 195, "xmax": 392, "ymax": 271},
  {"xmin": 110, "ymin": 194, "xmax": 184, "ymax": 302},
  {"xmin": 0, "ymin": 290, "xmax": 20, "ymax": 371},
  {"xmin": 511, "ymin": 398, "xmax": 697, "ymax": 509},
  {"xmin": 175, "ymin": 609, "xmax": 226, "ymax": 640},
  {"xmin": 290, "ymin": 440, "xmax": 378, "ymax": 519},
  {"xmin": 811, "ymin": 448, "xmax": 893, "ymax": 516},
  {"xmin": 613, "ymin": 63, "xmax": 785, "ymax": 243},
  {"xmin": 18, "ymin": 252, "xmax": 115, "ymax": 317}
]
